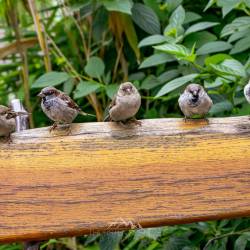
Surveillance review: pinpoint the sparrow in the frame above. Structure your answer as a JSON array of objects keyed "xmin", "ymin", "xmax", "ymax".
[
  {"xmin": 244, "ymin": 81, "xmax": 250, "ymax": 104},
  {"xmin": 0, "ymin": 105, "xmax": 27, "ymax": 139},
  {"xmin": 38, "ymin": 86, "xmax": 93, "ymax": 131},
  {"xmin": 178, "ymin": 83, "xmax": 213, "ymax": 120},
  {"xmin": 104, "ymin": 82, "xmax": 141, "ymax": 125}
]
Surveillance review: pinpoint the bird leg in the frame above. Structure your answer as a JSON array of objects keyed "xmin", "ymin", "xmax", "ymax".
[
  {"xmin": 203, "ymin": 117, "xmax": 209, "ymax": 124},
  {"xmin": 49, "ymin": 122, "xmax": 58, "ymax": 132}
]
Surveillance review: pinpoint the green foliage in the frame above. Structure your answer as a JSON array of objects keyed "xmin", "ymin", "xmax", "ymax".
[
  {"xmin": 1, "ymin": 0, "xmax": 250, "ymax": 249},
  {"xmin": 32, "ymin": 72, "xmax": 70, "ymax": 88}
]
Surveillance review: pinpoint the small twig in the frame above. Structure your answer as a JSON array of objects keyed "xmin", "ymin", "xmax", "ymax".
[
  {"xmin": 203, "ymin": 228, "xmax": 250, "ymax": 250},
  {"xmin": 27, "ymin": 0, "xmax": 51, "ymax": 72}
]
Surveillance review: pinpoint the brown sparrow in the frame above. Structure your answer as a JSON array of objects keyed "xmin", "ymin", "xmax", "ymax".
[
  {"xmin": 178, "ymin": 83, "xmax": 213, "ymax": 120},
  {"xmin": 38, "ymin": 86, "xmax": 93, "ymax": 131},
  {"xmin": 244, "ymin": 81, "xmax": 250, "ymax": 104},
  {"xmin": 0, "ymin": 105, "xmax": 24, "ymax": 139},
  {"xmin": 104, "ymin": 82, "xmax": 141, "ymax": 124}
]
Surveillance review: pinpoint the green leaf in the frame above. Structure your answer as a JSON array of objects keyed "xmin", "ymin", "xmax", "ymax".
[
  {"xmin": 230, "ymin": 35, "xmax": 250, "ymax": 54},
  {"xmin": 132, "ymin": 3, "xmax": 161, "ymax": 34},
  {"xmin": 183, "ymin": 11, "xmax": 201, "ymax": 24},
  {"xmin": 221, "ymin": 17, "xmax": 250, "ymax": 37},
  {"xmin": 209, "ymin": 100, "xmax": 233, "ymax": 115},
  {"xmin": 196, "ymin": 41, "xmax": 232, "ymax": 55},
  {"xmin": 154, "ymin": 43, "xmax": 190, "ymax": 58},
  {"xmin": 105, "ymin": 84, "xmax": 119, "ymax": 99},
  {"xmin": 128, "ymin": 72, "xmax": 145, "ymax": 81},
  {"xmin": 228, "ymin": 29, "xmax": 250, "ymax": 43},
  {"xmin": 184, "ymin": 31, "xmax": 217, "ymax": 48},
  {"xmin": 140, "ymin": 75, "xmax": 162, "ymax": 90},
  {"xmin": 204, "ymin": 77, "xmax": 225, "ymax": 89},
  {"xmin": 169, "ymin": 5, "xmax": 185, "ymax": 27},
  {"xmin": 101, "ymin": 0, "xmax": 133, "ymax": 15},
  {"xmin": 121, "ymin": 14, "xmax": 140, "ymax": 61},
  {"xmin": 84, "ymin": 57, "xmax": 105, "ymax": 79},
  {"xmin": 74, "ymin": 81, "xmax": 101, "ymax": 99},
  {"xmin": 138, "ymin": 35, "xmax": 167, "ymax": 47},
  {"xmin": 139, "ymin": 53, "xmax": 175, "ymax": 68},
  {"xmin": 154, "ymin": 43, "xmax": 196, "ymax": 62},
  {"xmin": 210, "ymin": 59, "xmax": 246, "ymax": 78},
  {"xmin": 158, "ymin": 69, "xmax": 180, "ymax": 83},
  {"xmin": 204, "ymin": 0, "xmax": 216, "ymax": 11},
  {"xmin": 166, "ymin": 0, "xmax": 183, "ymax": 12},
  {"xmin": 134, "ymin": 228, "xmax": 162, "ymax": 240},
  {"xmin": 32, "ymin": 71, "xmax": 70, "ymax": 88},
  {"xmin": 63, "ymin": 78, "xmax": 74, "ymax": 95},
  {"xmin": 205, "ymin": 53, "xmax": 232, "ymax": 66},
  {"xmin": 217, "ymin": 0, "xmax": 239, "ymax": 17},
  {"xmin": 99, "ymin": 232, "xmax": 123, "ymax": 250},
  {"xmin": 185, "ymin": 22, "xmax": 219, "ymax": 36},
  {"xmin": 156, "ymin": 73, "xmax": 198, "ymax": 97},
  {"xmin": 234, "ymin": 232, "xmax": 250, "ymax": 250}
]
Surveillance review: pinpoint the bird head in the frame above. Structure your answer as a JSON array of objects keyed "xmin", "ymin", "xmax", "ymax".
[
  {"xmin": 37, "ymin": 87, "xmax": 59, "ymax": 98},
  {"xmin": 185, "ymin": 83, "xmax": 204, "ymax": 104},
  {"xmin": 119, "ymin": 82, "xmax": 136, "ymax": 96}
]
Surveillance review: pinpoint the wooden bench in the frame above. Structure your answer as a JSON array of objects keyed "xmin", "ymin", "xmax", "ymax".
[{"xmin": 1, "ymin": 115, "xmax": 250, "ymax": 243}]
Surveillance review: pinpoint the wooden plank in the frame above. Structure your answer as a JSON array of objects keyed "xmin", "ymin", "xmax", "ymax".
[{"xmin": 1, "ymin": 117, "xmax": 250, "ymax": 243}]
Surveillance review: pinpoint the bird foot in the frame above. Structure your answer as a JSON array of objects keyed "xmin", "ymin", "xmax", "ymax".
[
  {"xmin": 62, "ymin": 124, "xmax": 72, "ymax": 135},
  {"xmin": 203, "ymin": 117, "xmax": 209, "ymax": 124},
  {"xmin": 127, "ymin": 118, "xmax": 142, "ymax": 126},
  {"xmin": 49, "ymin": 123, "xmax": 58, "ymax": 133},
  {"xmin": 1, "ymin": 134, "xmax": 12, "ymax": 144}
]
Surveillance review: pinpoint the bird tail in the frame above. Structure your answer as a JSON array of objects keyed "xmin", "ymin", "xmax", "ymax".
[{"xmin": 79, "ymin": 111, "xmax": 96, "ymax": 117}]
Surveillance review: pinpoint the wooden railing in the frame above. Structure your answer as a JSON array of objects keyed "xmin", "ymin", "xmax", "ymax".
[{"xmin": 1, "ymin": 116, "xmax": 250, "ymax": 243}]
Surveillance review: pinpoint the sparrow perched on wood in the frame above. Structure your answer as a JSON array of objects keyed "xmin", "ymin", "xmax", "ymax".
[
  {"xmin": 178, "ymin": 83, "xmax": 213, "ymax": 120},
  {"xmin": 104, "ymin": 82, "xmax": 141, "ymax": 125},
  {"xmin": 244, "ymin": 81, "xmax": 250, "ymax": 104},
  {"xmin": 0, "ymin": 105, "xmax": 27, "ymax": 139},
  {"xmin": 38, "ymin": 86, "xmax": 93, "ymax": 131}
]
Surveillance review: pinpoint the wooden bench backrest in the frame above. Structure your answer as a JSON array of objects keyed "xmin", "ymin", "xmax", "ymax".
[{"xmin": 1, "ymin": 117, "xmax": 250, "ymax": 243}]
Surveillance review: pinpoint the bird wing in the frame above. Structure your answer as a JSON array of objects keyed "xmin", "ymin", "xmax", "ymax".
[
  {"xmin": 109, "ymin": 94, "xmax": 117, "ymax": 109},
  {"xmin": 59, "ymin": 92, "xmax": 81, "ymax": 112},
  {"xmin": 103, "ymin": 95, "xmax": 117, "ymax": 121}
]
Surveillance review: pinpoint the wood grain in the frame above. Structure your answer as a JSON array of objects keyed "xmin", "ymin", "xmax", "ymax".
[{"xmin": 1, "ymin": 117, "xmax": 250, "ymax": 243}]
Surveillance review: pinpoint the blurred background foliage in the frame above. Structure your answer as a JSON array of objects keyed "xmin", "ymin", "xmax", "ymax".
[{"xmin": 1, "ymin": 0, "xmax": 250, "ymax": 249}]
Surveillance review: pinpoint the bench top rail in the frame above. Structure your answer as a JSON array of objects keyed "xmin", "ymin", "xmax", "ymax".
[{"xmin": 1, "ymin": 117, "xmax": 250, "ymax": 243}]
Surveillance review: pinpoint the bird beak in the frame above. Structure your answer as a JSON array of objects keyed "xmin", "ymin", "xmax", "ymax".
[
  {"xmin": 37, "ymin": 92, "xmax": 44, "ymax": 98},
  {"xmin": 193, "ymin": 91, "xmax": 198, "ymax": 97}
]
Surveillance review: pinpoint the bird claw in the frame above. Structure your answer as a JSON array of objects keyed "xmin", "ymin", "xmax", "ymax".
[
  {"xmin": 49, "ymin": 123, "xmax": 58, "ymax": 132},
  {"xmin": 130, "ymin": 118, "xmax": 142, "ymax": 126}
]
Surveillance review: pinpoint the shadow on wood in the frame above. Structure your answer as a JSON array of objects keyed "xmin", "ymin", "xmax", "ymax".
[{"xmin": 1, "ymin": 117, "xmax": 250, "ymax": 243}]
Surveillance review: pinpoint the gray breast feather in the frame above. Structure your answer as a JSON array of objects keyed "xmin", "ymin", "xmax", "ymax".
[
  {"xmin": 109, "ymin": 93, "xmax": 141, "ymax": 121},
  {"xmin": 178, "ymin": 93, "xmax": 212, "ymax": 117},
  {"xmin": 41, "ymin": 97, "xmax": 78, "ymax": 123}
]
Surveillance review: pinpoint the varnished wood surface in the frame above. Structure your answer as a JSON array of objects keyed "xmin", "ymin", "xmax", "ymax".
[{"xmin": 1, "ymin": 117, "xmax": 250, "ymax": 243}]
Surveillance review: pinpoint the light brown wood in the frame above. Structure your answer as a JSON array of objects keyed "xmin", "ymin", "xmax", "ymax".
[
  {"xmin": 0, "ymin": 38, "xmax": 38, "ymax": 59},
  {"xmin": 1, "ymin": 117, "xmax": 250, "ymax": 243}
]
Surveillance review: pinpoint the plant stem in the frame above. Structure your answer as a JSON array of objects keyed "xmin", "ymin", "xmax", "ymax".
[
  {"xmin": 7, "ymin": 0, "xmax": 34, "ymax": 127},
  {"xmin": 203, "ymin": 227, "xmax": 250, "ymax": 250},
  {"xmin": 27, "ymin": 0, "xmax": 51, "ymax": 72}
]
